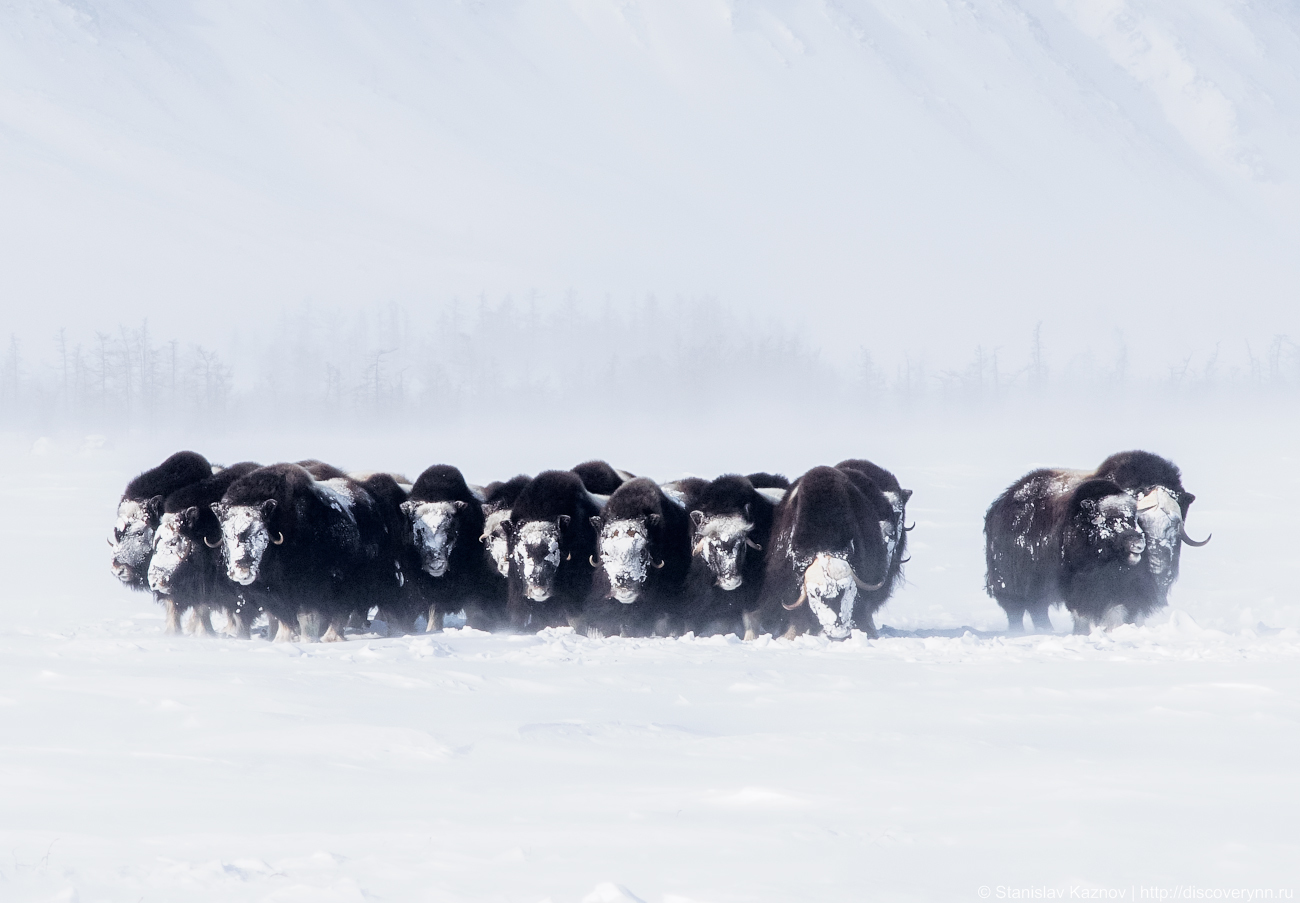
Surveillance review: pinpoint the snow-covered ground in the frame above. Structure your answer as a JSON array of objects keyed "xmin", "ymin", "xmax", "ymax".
[{"xmin": 2, "ymin": 407, "xmax": 1297, "ymax": 901}]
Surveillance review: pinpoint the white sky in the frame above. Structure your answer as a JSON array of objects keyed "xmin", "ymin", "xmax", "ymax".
[{"xmin": 1, "ymin": 0, "xmax": 1297, "ymax": 371}]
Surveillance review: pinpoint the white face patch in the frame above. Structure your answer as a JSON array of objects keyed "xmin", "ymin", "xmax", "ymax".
[
  {"xmin": 110, "ymin": 499, "xmax": 155, "ymax": 579},
  {"xmin": 514, "ymin": 521, "xmax": 562, "ymax": 602},
  {"xmin": 599, "ymin": 519, "xmax": 651, "ymax": 603},
  {"xmin": 1135, "ymin": 486, "xmax": 1182, "ymax": 578},
  {"xmin": 406, "ymin": 501, "xmax": 459, "ymax": 577},
  {"xmin": 802, "ymin": 553, "xmax": 857, "ymax": 640},
  {"xmin": 695, "ymin": 515, "xmax": 753, "ymax": 591},
  {"xmin": 483, "ymin": 509, "xmax": 512, "ymax": 577},
  {"xmin": 147, "ymin": 512, "xmax": 194, "ymax": 593},
  {"xmin": 219, "ymin": 506, "xmax": 270, "ymax": 586}
]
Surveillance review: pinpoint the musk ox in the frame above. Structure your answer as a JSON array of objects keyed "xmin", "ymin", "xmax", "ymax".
[
  {"xmin": 480, "ymin": 475, "xmax": 531, "ymax": 580},
  {"xmin": 984, "ymin": 450, "xmax": 1208, "ymax": 633},
  {"xmin": 504, "ymin": 470, "xmax": 601, "ymax": 631},
  {"xmin": 393, "ymin": 464, "xmax": 504, "ymax": 632},
  {"xmin": 757, "ymin": 465, "xmax": 898, "ymax": 640},
  {"xmin": 571, "ymin": 460, "xmax": 633, "ymax": 496},
  {"xmin": 682, "ymin": 474, "xmax": 778, "ymax": 638},
  {"xmin": 835, "ymin": 458, "xmax": 913, "ymax": 596},
  {"xmin": 146, "ymin": 461, "xmax": 261, "ymax": 636},
  {"xmin": 582, "ymin": 477, "xmax": 694, "ymax": 637},
  {"xmin": 110, "ymin": 450, "xmax": 214, "ymax": 591},
  {"xmin": 212, "ymin": 464, "xmax": 396, "ymax": 642}
]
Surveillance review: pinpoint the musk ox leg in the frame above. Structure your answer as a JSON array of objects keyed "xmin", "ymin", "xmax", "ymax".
[
  {"xmin": 741, "ymin": 610, "xmax": 761, "ymax": 642},
  {"xmin": 321, "ymin": 617, "xmax": 347, "ymax": 643},
  {"xmin": 1070, "ymin": 612, "xmax": 1094, "ymax": 635},
  {"xmin": 273, "ymin": 616, "xmax": 299, "ymax": 643},
  {"xmin": 781, "ymin": 623, "xmax": 800, "ymax": 641},
  {"xmin": 426, "ymin": 606, "xmax": 445, "ymax": 633},
  {"xmin": 161, "ymin": 597, "xmax": 181, "ymax": 635},
  {"xmin": 859, "ymin": 613, "xmax": 879, "ymax": 640},
  {"xmin": 297, "ymin": 611, "xmax": 323, "ymax": 643},
  {"xmin": 1027, "ymin": 604, "xmax": 1054, "ymax": 633},
  {"xmin": 1001, "ymin": 602, "xmax": 1027, "ymax": 633},
  {"xmin": 227, "ymin": 607, "xmax": 252, "ymax": 640},
  {"xmin": 185, "ymin": 604, "xmax": 215, "ymax": 637}
]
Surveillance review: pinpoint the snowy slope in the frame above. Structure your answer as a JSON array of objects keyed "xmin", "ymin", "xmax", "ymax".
[{"xmin": 2, "ymin": 0, "xmax": 1299, "ymax": 365}]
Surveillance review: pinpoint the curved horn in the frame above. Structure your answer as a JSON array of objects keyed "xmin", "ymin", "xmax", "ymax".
[
  {"xmin": 590, "ymin": 554, "xmax": 600, "ymax": 567},
  {"xmin": 479, "ymin": 532, "xmax": 490, "ymax": 542},
  {"xmin": 783, "ymin": 586, "xmax": 808, "ymax": 611},
  {"xmin": 204, "ymin": 535, "xmax": 221, "ymax": 548},
  {"xmin": 899, "ymin": 555, "xmax": 911, "ymax": 564},
  {"xmin": 744, "ymin": 537, "xmax": 762, "ymax": 551},
  {"xmin": 903, "ymin": 522, "xmax": 916, "ymax": 532},
  {"xmin": 852, "ymin": 571, "xmax": 885, "ymax": 592},
  {"xmin": 1179, "ymin": 527, "xmax": 1211, "ymax": 547},
  {"xmin": 652, "ymin": 559, "xmax": 665, "ymax": 569},
  {"xmin": 106, "ymin": 536, "xmax": 115, "ymax": 547},
  {"xmin": 270, "ymin": 532, "xmax": 285, "ymax": 546}
]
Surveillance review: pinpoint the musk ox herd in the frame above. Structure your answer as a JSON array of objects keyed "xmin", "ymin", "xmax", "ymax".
[{"xmin": 108, "ymin": 449, "xmax": 1209, "ymax": 642}]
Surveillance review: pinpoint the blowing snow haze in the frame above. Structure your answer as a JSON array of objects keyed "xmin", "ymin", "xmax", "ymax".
[{"xmin": 1, "ymin": 0, "xmax": 1298, "ymax": 370}]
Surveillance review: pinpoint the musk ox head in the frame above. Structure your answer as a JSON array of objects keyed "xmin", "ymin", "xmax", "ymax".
[
  {"xmin": 401, "ymin": 499, "xmax": 465, "ymax": 577},
  {"xmin": 212, "ymin": 499, "xmax": 280, "ymax": 586},
  {"xmin": 785, "ymin": 550, "xmax": 885, "ymax": 641},
  {"xmin": 1134, "ymin": 485, "xmax": 1203, "ymax": 586},
  {"xmin": 1074, "ymin": 487, "xmax": 1147, "ymax": 566},
  {"xmin": 481, "ymin": 507, "xmax": 513, "ymax": 577},
  {"xmin": 593, "ymin": 515, "xmax": 663, "ymax": 604},
  {"xmin": 690, "ymin": 510, "xmax": 759, "ymax": 591},
  {"xmin": 109, "ymin": 496, "xmax": 163, "ymax": 588},
  {"xmin": 146, "ymin": 507, "xmax": 202, "ymax": 594},
  {"xmin": 511, "ymin": 516, "xmax": 569, "ymax": 602}
]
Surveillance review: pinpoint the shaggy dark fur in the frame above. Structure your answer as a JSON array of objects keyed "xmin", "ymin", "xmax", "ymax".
[
  {"xmin": 151, "ymin": 462, "xmax": 261, "ymax": 636},
  {"xmin": 295, "ymin": 459, "xmax": 350, "ymax": 481},
  {"xmin": 757, "ymin": 465, "xmax": 897, "ymax": 640},
  {"xmin": 1058, "ymin": 479, "xmax": 1155, "ymax": 631},
  {"xmin": 111, "ymin": 451, "xmax": 215, "ymax": 590},
  {"xmin": 984, "ymin": 450, "xmax": 1202, "ymax": 632},
  {"xmin": 581, "ymin": 477, "xmax": 694, "ymax": 637},
  {"xmin": 836, "ymin": 458, "xmax": 912, "ymax": 597},
  {"xmin": 682, "ymin": 474, "xmax": 778, "ymax": 637},
  {"xmin": 570, "ymin": 460, "xmax": 631, "ymax": 496},
  {"xmin": 504, "ymin": 470, "xmax": 601, "ymax": 631},
  {"xmin": 388, "ymin": 464, "xmax": 503, "ymax": 633},
  {"xmin": 660, "ymin": 476, "xmax": 710, "ymax": 509},
  {"xmin": 745, "ymin": 472, "xmax": 790, "ymax": 490},
  {"xmin": 483, "ymin": 475, "xmax": 531, "ymax": 512},
  {"xmin": 214, "ymin": 464, "xmax": 396, "ymax": 641}
]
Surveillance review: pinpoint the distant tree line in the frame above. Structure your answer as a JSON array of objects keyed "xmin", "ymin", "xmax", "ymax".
[{"xmin": 1, "ymin": 299, "xmax": 1296, "ymax": 431}]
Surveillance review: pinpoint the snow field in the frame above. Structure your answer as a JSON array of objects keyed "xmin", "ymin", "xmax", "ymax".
[
  {"xmin": 2, "ymin": 616, "xmax": 1298, "ymax": 902},
  {"xmin": 1, "ymin": 408, "xmax": 1297, "ymax": 900}
]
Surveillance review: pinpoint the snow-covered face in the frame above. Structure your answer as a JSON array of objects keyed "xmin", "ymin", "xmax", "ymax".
[
  {"xmin": 402, "ymin": 500, "xmax": 461, "ymax": 577},
  {"xmin": 598, "ymin": 518, "xmax": 653, "ymax": 604},
  {"xmin": 1084, "ymin": 494, "xmax": 1146, "ymax": 565},
  {"xmin": 215, "ymin": 504, "xmax": 272, "ymax": 586},
  {"xmin": 147, "ymin": 510, "xmax": 198, "ymax": 594},
  {"xmin": 881, "ymin": 490, "xmax": 907, "ymax": 559},
  {"xmin": 692, "ymin": 514, "xmax": 754, "ymax": 591},
  {"xmin": 109, "ymin": 498, "xmax": 158, "ymax": 587},
  {"xmin": 482, "ymin": 509, "xmax": 512, "ymax": 577},
  {"xmin": 1135, "ymin": 486, "xmax": 1184, "ymax": 582},
  {"xmin": 513, "ymin": 521, "xmax": 563, "ymax": 602},
  {"xmin": 801, "ymin": 553, "xmax": 859, "ymax": 641}
]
